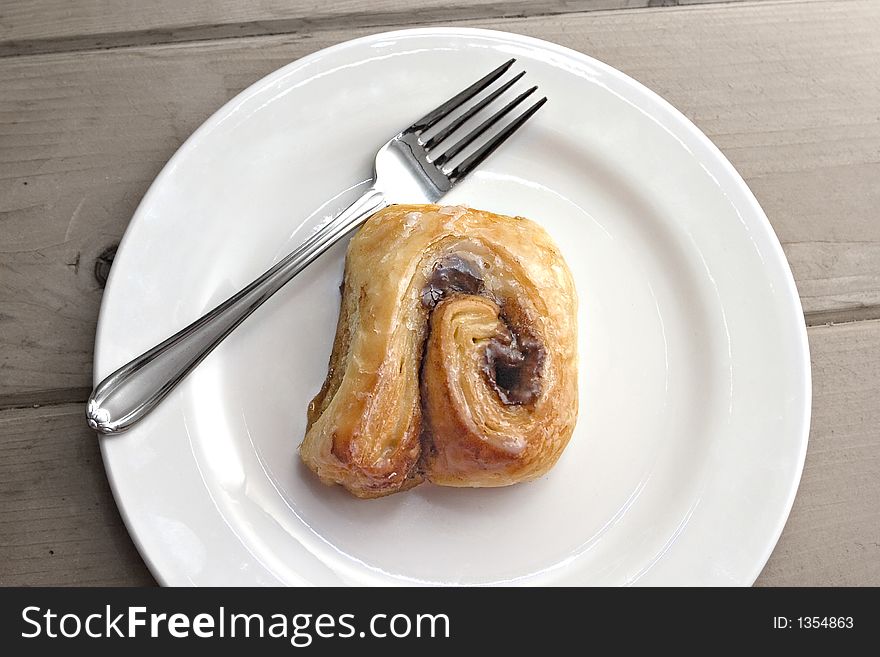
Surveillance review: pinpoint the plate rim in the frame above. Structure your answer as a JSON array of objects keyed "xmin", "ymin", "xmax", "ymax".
[{"xmin": 96, "ymin": 26, "xmax": 811, "ymax": 586}]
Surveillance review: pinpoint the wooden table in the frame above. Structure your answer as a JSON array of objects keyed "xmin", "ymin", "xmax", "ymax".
[{"xmin": 1, "ymin": 0, "xmax": 878, "ymax": 587}]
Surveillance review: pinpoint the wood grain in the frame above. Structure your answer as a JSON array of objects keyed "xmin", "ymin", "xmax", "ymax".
[
  {"xmin": 1, "ymin": 0, "xmax": 878, "ymax": 401},
  {"xmin": 0, "ymin": 0, "xmax": 765, "ymax": 56},
  {"xmin": 0, "ymin": 403, "xmax": 155, "ymax": 586},
  {"xmin": 2, "ymin": 319, "xmax": 876, "ymax": 586},
  {"xmin": 756, "ymin": 320, "xmax": 880, "ymax": 586}
]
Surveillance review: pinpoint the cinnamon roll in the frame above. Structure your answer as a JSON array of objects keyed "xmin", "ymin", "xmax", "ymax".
[{"xmin": 300, "ymin": 204, "xmax": 578, "ymax": 498}]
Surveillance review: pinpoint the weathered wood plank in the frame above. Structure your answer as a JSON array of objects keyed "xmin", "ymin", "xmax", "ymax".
[
  {"xmin": 0, "ymin": 403, "xmax": 155, "ymax": 586},
  {"xmin": 0, "ymin": 0, "xmax": 766, "ymax": 56},
  {"xmin": 1, "ymin": 0, "xmax": 879, "ymax": 400},
  {"xmin": 756, "ymin": 319, "xmax": 880, "ymax": 587},
  {"xmin": 502, "ymin": 1, "xmax": 880, "ymax": 320},
  {"xmin": 2, "ymin": 319, "xmax": 877, "ymax": 586}
]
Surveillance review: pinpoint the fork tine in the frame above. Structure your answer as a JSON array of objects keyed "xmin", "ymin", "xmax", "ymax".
[
  {"xmin": 448, "ymin": 97, "xmax": 547, "ymax": 182},
  {"xmin": 407, "ymin": 59, "xmax": 515, "ymax": 134},
  {"xmin": 423, "ymin": 70, "xmax": 526, "ymax": 151},
  {"xmin": 432, "ymin": 86, "xmax": 538, "ymax": 167}
]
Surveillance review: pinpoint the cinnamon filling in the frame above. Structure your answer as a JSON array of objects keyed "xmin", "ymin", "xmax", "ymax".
[
  {"xmin": 421, "ymin": 254, "xmax": 545, "ymax": 406},
  {"xmin": 421, "ymin": 254, "xmax": 484, "ymax": 306},
  {"xmin": 483, "ymin": 331, "xmax": 545, "ymax": 406}
]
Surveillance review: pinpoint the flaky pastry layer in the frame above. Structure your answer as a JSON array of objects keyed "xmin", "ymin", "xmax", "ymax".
[{"xmin": 300, "ymin": 204, "xmax": 578, "ymax": 498}]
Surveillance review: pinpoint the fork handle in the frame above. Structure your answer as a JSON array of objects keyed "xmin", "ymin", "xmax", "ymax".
[{"xmin": 87, "ymin": 187, "xmax": 388, "ymax": 434}]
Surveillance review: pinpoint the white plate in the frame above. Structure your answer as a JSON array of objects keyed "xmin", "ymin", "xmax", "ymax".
[{"xmin": 96, "ymin": 28, "xmax": 811, "ymax": 586}]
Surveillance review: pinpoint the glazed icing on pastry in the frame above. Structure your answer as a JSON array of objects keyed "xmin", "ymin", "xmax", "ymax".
[{"xmin": 300, "ymin": 204, "xmax": 578, "ymax": 498}]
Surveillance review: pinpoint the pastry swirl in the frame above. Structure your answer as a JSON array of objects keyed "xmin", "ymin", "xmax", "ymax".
[{"xmin": 300, "ymin": 204, "xmax": 578, "ymax": 498}]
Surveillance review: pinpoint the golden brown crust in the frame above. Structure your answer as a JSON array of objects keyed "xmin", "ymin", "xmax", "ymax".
[{"xmin": 299, "ymin": 204, "xmax": 578, "ymax": 498}]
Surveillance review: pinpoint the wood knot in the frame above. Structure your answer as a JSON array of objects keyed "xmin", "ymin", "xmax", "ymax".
[{"xmin": 94, "ymin": 245, "xmax": 118, "ymax": 288}]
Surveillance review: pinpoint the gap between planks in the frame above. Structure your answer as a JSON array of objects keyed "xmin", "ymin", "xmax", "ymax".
[
  {"xmin": 805, "ymin": 306, "xmax": 880, "ymax": 327},
  {"xmin": 0, "ymin": 0, "xmax": 798, "ymax": 58},
  {"xmin": 0, "ymin": 388, "xmax": 93, "ymax": 412}
]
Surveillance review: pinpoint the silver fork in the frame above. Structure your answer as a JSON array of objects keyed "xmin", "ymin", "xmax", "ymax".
[{"xmin": 87, "ymin": 59, "xmax": 546, "ymax": 434}]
